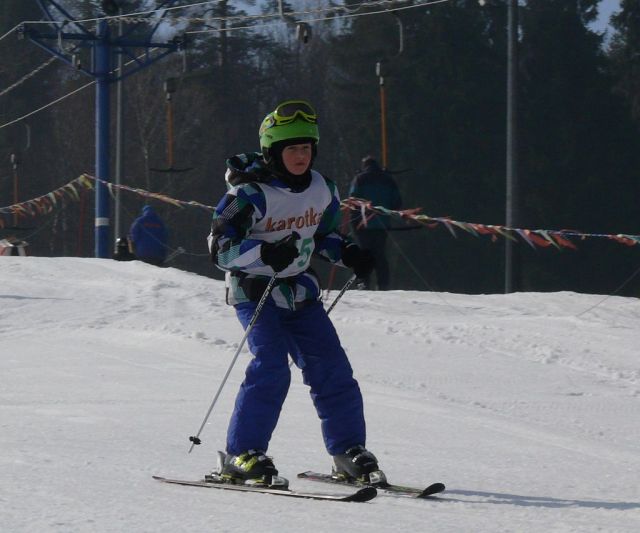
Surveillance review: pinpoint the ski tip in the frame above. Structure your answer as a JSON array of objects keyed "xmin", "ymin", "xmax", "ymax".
[
  {"xmin": 417, "ymin": 482, "xmax": 446, "ymax": 498},
  {"xmin": 152, "ymin": 475, "xmax": 166, "ymax": 481},
  {"xmin": 347, "ymin": 486, "xmax": 378, "ymax": 502}
]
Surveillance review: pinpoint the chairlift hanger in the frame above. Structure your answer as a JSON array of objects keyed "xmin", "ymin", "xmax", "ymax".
[
  {"xmin": 278, "ymin": 0, "xmax": 312, "ymax": 44},
  {"xmin": 149, "ymin": 77, "xmax": 194, "ymax": 174}
]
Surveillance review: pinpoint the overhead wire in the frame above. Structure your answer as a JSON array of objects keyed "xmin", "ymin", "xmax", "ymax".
[
  {"xmin": 0, "ymin": 56, "xmax": 58, "ymax": 98},
  {"xmin": 0, "ymin": 22, "xmax": 23, "ymax": 43},
  {"xmin": 0, "ymin": 80, "xmax": 94, "ymax": 130},
  {"xmin": 16, "ymin": 0, "xmax": 447, "ymax": 28},
  {"xmin": 176, "ymin": 0, "xmax": 440, "ymax": 26},
  {"xmin": 575, "ymin": 264, "xmax": 640, "ymax": 318},
  {"xmin": 184, "ymin": 0, "xmax": 450, "ymax": 35},
  {"xmin": 385, "ymin": 227, "xmax": 470, "ymax": 316},
  {"xmin": 298, "ymin": 0, "xmax": 450, "ymax": 25},
  {"xmin": 185, "ymin": 19, "xmax": 284, "ymax": 35},
  {"xmin": 0, "ymin": 1, "xmax": 225, "ymax": 30},
  {"xmin": 0, "ymin": 47, "xmax": 164, "ymax": 130},
  {"xmin": 0, "ymin": 0, "xmax": 451, "ymax": 129},
  {"xmin": 185, "ymin": 0, "xmax": 450, "ymax": 35}
]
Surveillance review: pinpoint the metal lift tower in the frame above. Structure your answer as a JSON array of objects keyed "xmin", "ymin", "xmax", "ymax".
[{"xmin": 21, "ymin": 0, "xmax": 186, "ymax": 258}]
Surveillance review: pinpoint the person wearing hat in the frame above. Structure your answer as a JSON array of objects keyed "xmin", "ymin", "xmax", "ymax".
[
  {"xmin": 207, "ymin": 100, "xmax": 383, "ymax": 488},
  {"xmin": 128, "ymin": 205, "xmax": 168, "ymax": 266},
  {"xmin": 349, "ymin": 156, "xmax": 402, "ymax": 290}
]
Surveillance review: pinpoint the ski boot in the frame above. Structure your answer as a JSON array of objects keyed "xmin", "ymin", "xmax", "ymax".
[
  {"xmin": 207, "ymin": 450, "xmax": 289, "ymax": 489},
  {"xmin": 332, "ymin": 445, "xmax": 387, "ymax": 486}
]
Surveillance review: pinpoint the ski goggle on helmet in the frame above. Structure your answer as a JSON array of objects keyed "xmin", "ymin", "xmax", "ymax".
[{"xmin": 259, "ymin": 99, "xmax": 320, "ymax": 150}]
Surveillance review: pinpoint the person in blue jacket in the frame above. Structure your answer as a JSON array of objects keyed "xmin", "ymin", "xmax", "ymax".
[
  {"xmin": 207, "ymin": 99, "xmax": 385, "ymax": 488},
  {"xmin": 129, "ymin": 205, "xmax": 168, "ymax": 266},
  {"xmin": 349, "ymin": 156, "xmax": 402, "ymax": 290}
]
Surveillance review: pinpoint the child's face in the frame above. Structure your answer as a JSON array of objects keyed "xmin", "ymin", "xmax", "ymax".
[{"xmin": 281, "ymin": 143, "xmax": 313, "ymax": 175}]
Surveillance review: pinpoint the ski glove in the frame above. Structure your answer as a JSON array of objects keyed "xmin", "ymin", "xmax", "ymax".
[
  {"xmin": 341, "ymin": 243, "xmax": 376, "ymax": 279},
  {"xmin": 261, "ymin": 232, "xmax": 300, "ymax": 272}
]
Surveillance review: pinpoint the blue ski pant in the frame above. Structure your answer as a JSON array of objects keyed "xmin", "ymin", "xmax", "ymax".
[{"xmin": 226, "ymin": 300, "xmax": 366, "ymax": 456}]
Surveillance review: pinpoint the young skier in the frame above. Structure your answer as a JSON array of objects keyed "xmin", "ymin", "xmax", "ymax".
[{"xmin": 207, "ymin": 99, "xmax": 385, "ymax": 488}]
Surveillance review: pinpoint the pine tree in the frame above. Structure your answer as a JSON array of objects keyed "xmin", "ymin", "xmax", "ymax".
[
  {"xmin": 610, "ymin": 0, "xmax": 640, "ymax": 121},
  {"xmin": 0, "ymin": 0, "xmax": 50, "ymax": 209},
  {"xmin": 518, "ymin": 0, "xmax": 640, "ymax": 293}
]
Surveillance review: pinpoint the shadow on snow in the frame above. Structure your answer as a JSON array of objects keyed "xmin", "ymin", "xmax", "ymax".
[{"xmin": 442, "ymin": 489, "xmax": 639, "ymax": 510}]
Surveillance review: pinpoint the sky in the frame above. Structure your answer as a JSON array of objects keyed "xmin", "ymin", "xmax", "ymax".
[
  {"xmin": 593, "ymin": 0, "xmax": 621, "ymax": 33},
  {"xmin": 2, "ymin": 257, "xmax": 639, "ymax": 532}
]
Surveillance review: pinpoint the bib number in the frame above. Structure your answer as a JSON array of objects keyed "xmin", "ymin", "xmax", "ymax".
[{"xmin": 297, "ymin": 237, "xmax": 313, "ymax": 267}]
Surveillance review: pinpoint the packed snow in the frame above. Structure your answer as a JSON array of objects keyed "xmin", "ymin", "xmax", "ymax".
[{"xmin": 1, "ymin": 257, "xmax": 639, "ymax": 532}]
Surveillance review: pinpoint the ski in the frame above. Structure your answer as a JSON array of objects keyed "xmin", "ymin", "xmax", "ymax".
[
  {"xmin": 153, "ymin": 476, "xmax": 377, "ymax": 503},
  {"xmin": 297, "ymin": 471, "xmax": 445, "ymax": 499}
]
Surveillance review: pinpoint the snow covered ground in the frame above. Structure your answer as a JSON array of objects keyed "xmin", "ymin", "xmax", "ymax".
[{"xmin": 1, "ymin": 257, "xmax": 639, "ymax": 532}]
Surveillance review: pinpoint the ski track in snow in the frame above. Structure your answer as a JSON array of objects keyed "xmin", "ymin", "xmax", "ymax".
[{"xmin": 1, "ymin": 257, "xmax": 639, "ymax": 532}]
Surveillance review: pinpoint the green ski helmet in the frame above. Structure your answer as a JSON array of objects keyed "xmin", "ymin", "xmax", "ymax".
[{"xmin": 259, "ymin": 99, "xmax": 320, "ymax": 151}]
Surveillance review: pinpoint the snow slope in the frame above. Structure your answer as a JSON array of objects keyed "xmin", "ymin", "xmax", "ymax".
[{"xmin": 1, "ymin": 257, "xmax": 639, "ymax": 532}]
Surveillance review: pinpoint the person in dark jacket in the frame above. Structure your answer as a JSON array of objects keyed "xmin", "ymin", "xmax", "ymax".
[
  {"xmin": 128, "ymin": 205, "xmax": 168, "ymax": 266},
  {"xmin": 349, "ymin": 156, "xmax": 401, "ymax": 290}
]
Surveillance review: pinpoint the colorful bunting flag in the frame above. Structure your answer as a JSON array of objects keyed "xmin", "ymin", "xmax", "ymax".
[{"xmin": 1, "ymin": 175, "xmax": 639, "ymax": 253}]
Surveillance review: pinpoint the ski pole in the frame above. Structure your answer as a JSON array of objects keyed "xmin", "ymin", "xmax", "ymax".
[
  {"xmin": 188, "ymin": 273, "xmax": 278, "ymax": 453},
  {"xmin": 288, "ymin": 274, "xmax": 357, "ymax": 369},
  {"xmin": 325, "ymin": 274, "xmax": 357, "ymax": 315},
  {"xmin": 163, "ymin": 246, "xmax": 185, "ymax": 264}
]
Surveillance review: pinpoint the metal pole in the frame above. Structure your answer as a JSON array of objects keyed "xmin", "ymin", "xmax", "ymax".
[
  {"xmin": 11, "ymin": 154, "xmax": 18, "ymax": 227},
  {"xmin": 505, "ymin": 0, "xmax": 519, "ymax": 293},
  {"xmin": 377, "ymin": 14, "xmax": 403, "ymax": 171},
  {"xmin": 166, "ymin": 91, "xmax": 174, "ymax": 168},
  {"xmin": 95, "ymin": 20, "xmax": 111, "ymax": 258},
  {"xmin": 376, "ymin": 61, "xmax": 388, "ymax": 168},
  {"xmin": 114, "ymin": 12, "xmax": 124, "ymax": 244},
  {"xmin": 380, "ymin": 78, "xmax": 388, "ymax": 168}
]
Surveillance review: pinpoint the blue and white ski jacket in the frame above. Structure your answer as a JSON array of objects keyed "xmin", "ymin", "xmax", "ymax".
[{"xmin": 208, "ymin": 153, "xmax": 352, "ymax": 309}]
